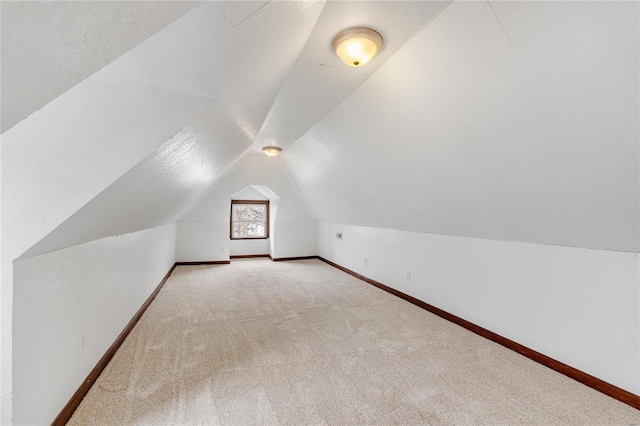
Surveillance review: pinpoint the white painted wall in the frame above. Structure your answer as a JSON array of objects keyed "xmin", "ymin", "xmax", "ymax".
[
  {"xmin": 0, "ymin": 75, "xmax": 209, "ymax": 426},
  {"xmin": 231, "ymin": 186, "xmax": 268, "ymax": 202},
  {"xmin": 12, "ymin": 223, "xmax": 176, "ymax": 425},
  {"xmin": 178, "ymin": 153, "xmax": 317, "ymax": 261},
  {"xmin": 0, "ymin": 69, "xmax": 206, "ymax": 426},
  {"xmin": 176, "ymin": 222, "xmax": 229, "ymax": 263},
  {"xmin": 273, "ymin": 222, "xmax": 318, "ymax": 259},
  {"xmin": 230, "ymin": 239, "xmax": 271, "ymax": 257},
  {"xmin": 318, "ymin": 222, "xmax": 640, "ymax": 395}
]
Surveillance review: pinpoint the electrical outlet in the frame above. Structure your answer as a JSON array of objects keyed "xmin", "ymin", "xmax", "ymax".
[
  {"xmin": 336, "ymin": 233, "xmax": 343, "ymax": 239},
  {"xmin": 406, "ymin": 270, "xmax": 411, "ymax": 281},
  {"xmin": 364, "ymin": 258, "xmax": 369, "ymax": 267}
]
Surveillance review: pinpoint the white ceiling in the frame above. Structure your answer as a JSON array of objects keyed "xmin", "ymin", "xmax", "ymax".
[
  {"xmin": 11, "ymin": 2, "xmax": 322, "ymax": 255},
  {"xmin": 3, "ymin": 0, "xmax": 638, "ymax": 259},
  {"xmin": 0, "ymin": 1, "xmax": 200, "ymax": 133},
  {"xmin": 283, "ymin": 1, "xmax": 639, "ymax": 252},
  {"xmin": 252, "ymin": 1, "xmax": 450, "ymax": 151},
  {"xmin": 89, "ymin": 2, "xmax": 226, "ymax": 99}
]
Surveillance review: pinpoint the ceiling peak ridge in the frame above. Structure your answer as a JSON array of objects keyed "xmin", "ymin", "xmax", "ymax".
[
  {"xmin": 295, "ymin": 59, "xmax": 369, "ymax": 76},
  {"xmin": 231, "ymin": 0, "xmax": 273, "ymax": 28},
  {"xmin": 249, "ymin": 0, "xmax": 329, "ymax": 151},
  {"xmin": 253, "ymin": 0, "xmax": 453, "ymax": 153}
]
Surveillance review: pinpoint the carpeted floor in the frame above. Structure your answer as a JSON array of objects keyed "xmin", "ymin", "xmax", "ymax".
[{"xmin": 69, "ymin": 258, "xmax": 640, "ymax": 425}]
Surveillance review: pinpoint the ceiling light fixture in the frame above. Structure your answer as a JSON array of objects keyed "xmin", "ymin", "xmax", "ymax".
[
  {"xmin": 262, "ymin": 146, "xmax": 282, "ymax": 157},
  {"xmin": 332, "ymin": 27, "xmax": 383, "ymax": 68}
]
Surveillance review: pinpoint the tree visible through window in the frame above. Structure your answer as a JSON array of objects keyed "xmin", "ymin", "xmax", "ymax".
[{"xmin": 230, "ymin": 200, "xmax": 269, "ymax": 239}]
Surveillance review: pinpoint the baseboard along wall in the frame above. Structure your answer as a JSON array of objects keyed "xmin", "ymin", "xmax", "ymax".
[
  {"xmin": 52, "ymin": 256, "xmax": 640, "ymax": 424},
  {"xmin": 51, "ymin": 264, "xmax": 177, "ymax": 425},
  {"xmin": 229, "ymin": 255, "xmax": 318, "ymax": 261},
  {"xmin": 271, "ymin": 256, "xmax": 318, "ymax": 262},
  {"xmin": 316, "ymin": 257, "xmax": 640, "ymax": 411}
]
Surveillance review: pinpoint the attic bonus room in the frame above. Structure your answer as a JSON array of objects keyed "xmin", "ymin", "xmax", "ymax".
[{"xmin": 1, "ymin": 1, "xmax": 639, "ymax": 425}]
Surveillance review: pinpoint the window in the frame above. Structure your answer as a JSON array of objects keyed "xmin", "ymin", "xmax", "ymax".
[{"xmin": 230, "ymin": 200, "xmax": 269, "ymax": 239}]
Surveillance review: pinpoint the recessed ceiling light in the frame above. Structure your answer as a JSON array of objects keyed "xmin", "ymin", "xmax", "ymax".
[
  {"xmin": 262, "ymin": 146, "xmax": 282, "ymax": 157},
  {"xmin": 332, "ymin": 27, "xmax": 383, "ymax": 67}
]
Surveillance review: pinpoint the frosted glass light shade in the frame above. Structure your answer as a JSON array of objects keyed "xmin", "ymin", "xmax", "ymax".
[
  {"xmin": 332, "ymin": 27, "xmax": 383, "ymax": 67},
  {"xmin": 262, "ymin": 146, "xmax": 282, "ymax": 157}
]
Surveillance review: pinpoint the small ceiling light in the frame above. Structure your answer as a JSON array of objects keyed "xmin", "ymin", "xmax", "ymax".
[
  {"xmin": 332, "ymin": 27, "xmax": 383, "ymax": 68},
  {"xmin": 262, "ymin": 146, "xmax": 282, "ymax": 157}
]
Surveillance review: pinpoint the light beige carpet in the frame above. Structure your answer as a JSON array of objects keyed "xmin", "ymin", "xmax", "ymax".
[{"xmin": 70, "ymin": 258, "xmax": 640, "ymax": 425}]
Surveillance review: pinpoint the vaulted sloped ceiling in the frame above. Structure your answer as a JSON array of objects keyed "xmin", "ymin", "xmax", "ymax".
[
  {"xmin": 7, "ymin": 1, "xmax": 326, "ymax": 259},
  {"xmin": 9, "ymin": 0, "xmax": 454, "ymax": 260},
  {"xmin": 5, "ymin": 1, "xmax": 638, "ymax": 260},
  {"xmin": 282, "ymin": 1, "xmax": 639, "ymax": 252},
  {"xmin": 1, "ymin": 1, "xmax": 201, "ymax": 133},
  {"xmin": 251, "ymin": 1, "xmax": 450, "ymax": 152}
]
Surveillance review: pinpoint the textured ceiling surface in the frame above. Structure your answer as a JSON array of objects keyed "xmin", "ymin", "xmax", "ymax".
[
  {"xmin": 282, "ymin": 1, "xmax": 639, "ymax": 252},
  {"xmin": 251, "ymin": 1, "xmax": 450, "ymax": 152},
  {"xmin": 18, "ymin": 1, "xmax": 326, "ymax": 258},
  {"xmin": 4, "ymin": 0, "xmax": 638, "ymax": 263},
  {"xmin": 1, "ymin": 1, "xmax": 201, "ymax": 133}
]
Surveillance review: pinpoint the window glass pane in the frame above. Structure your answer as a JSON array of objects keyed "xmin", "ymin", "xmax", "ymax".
[
  {"xmin": 231, "ymin": 202, "xmax": 268, "ymax": 239},
  {"xmin": 232, "ymin": 204, "xmax": 266, "ymax": 222},
  {"xmin": 232, "ymin": 222, "xmax": 265, "ymax": 239}
]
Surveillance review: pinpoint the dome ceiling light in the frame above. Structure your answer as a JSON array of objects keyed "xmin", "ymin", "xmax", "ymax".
[
  {"xmin": 262, "ymin": 146, "xmax": 282, "ymax": 157},
  {"xmin": 332, "ymin": 27, "xmax": 383, "ymax": 68}
]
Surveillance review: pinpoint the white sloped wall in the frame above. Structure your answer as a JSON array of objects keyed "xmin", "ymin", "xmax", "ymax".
[
  {"xmin": 283, "ymin": 1, "xmax": 640, "ymax": 395},
  {"xmin": 1, "ymin": 1, "xmax": 200, "ymax": 133}
]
